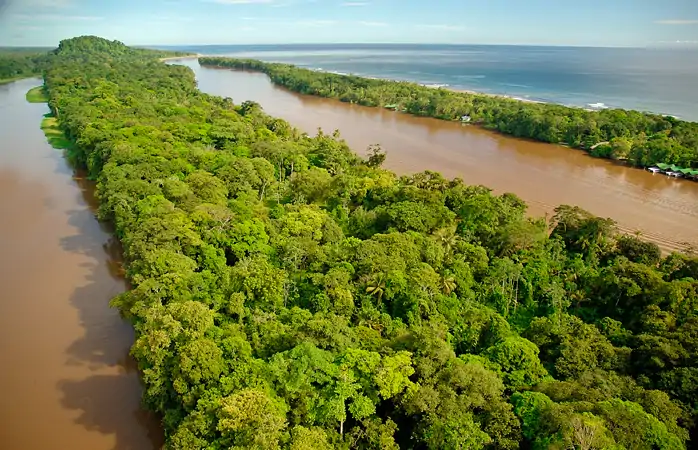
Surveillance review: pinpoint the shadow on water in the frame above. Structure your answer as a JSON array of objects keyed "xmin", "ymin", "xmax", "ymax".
[
  {"xmin": 54, "ymin": 165, "xmax": 163, "ymax": 449},
  {"xmin": 58, "ymin": 373, "xmax": 163, "ymax": 450},
  {"xmin": 0, "ymin": 78, "xmax": 161, "ymax": 449}
]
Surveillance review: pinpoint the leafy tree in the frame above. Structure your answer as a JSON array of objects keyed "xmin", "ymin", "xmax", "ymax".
[{"xmin": 217, "ymin": 388, "xmax": 288, "ymax": 449}]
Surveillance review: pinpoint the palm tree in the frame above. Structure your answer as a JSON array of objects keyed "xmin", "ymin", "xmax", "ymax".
[
  {"xmin": 441, "ymin": 275, "xmax": 457, "ymax": 295},
  {"xmin": 434, "ymin": 226, "xmax": 458, "ymax": 255},
  {"xmin": 366, "ymin": 273, "xmax": 386, "ymax": 307}
]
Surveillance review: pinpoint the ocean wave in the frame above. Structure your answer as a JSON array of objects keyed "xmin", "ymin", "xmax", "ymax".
[
  {"xmin": 511, "ymin": 96, "xmax": 546, "ymax": 104},
  {"xmin": 501, "ymin": 83, "xmax": 533, "ymax": 89}
]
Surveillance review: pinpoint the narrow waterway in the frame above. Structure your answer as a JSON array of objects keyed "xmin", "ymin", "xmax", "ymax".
[
  {"xmin": 0, "ymin": 79, "xmax": 161, "ymax": 449},
  {"xmin": 178, "ymin": 60, "xmax": 698, "ymax": 253}
]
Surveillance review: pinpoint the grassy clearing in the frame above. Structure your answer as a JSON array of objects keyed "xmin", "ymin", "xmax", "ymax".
[
  {"xmin": 41, "ymin": 114, "xmax": 72, "ymax": 150},
  {"xmin": 26, "ymin": 85, "xmax": 48, "ymax": 103}
]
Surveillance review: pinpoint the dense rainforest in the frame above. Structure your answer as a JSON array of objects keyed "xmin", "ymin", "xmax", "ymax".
[
  {"xmin": 40, "ymin": 36, "xmax": 698, "ymax": 449},
  {"xmin": 0, "ymin": 43, "xmax": 189, "ymax": 84},
  {"xmin": 0, "ymin": 48, "xmax": 53, "ymax": 83},
  {"xmin": 200, "ymin": 57, "xmax": 698, "ymax": 170}
]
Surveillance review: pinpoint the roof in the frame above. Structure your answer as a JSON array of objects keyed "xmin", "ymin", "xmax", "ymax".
[{"xmin": 656, "ymin": 163, "xmax": 698, "ymax": 175}]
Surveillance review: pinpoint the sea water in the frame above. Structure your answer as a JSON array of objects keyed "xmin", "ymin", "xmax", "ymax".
[{"xmin": 163, "ymin": 44, "xmax": 698, "ymax": 121}]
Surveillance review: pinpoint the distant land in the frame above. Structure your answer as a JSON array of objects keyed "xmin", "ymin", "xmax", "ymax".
[{"xmin": 152, "ymin": 44, "xmax": 698, "ymax": 121}]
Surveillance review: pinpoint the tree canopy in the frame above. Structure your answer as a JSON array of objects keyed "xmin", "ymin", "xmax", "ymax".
[{"xmin": 41, "ymin": 36, "xmax": 698, "ymax": 449}]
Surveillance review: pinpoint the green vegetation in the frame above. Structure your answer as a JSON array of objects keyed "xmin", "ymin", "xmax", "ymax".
[
  {"xmin": 24, "ymin": 84, "xmax": 72, "ymax": 150},
  {"xmin": 0, "ymin": 49, "xmax": 52, "ymax": 83},
  {"xmin": 0, "ymin": 43, "xmax": 191, "ymax": 85},
  {"xmin": 43, "ymin": 36, "xmax": 698, "ymax": 449},
  {"xmin": 200, "ymin": 57, "xmax": 698, "ymax": 170},
  {"xmin": 0, "ymin": 76, "xmax": 29, "ymax": 85},
  {"xmin": 25, "ymin": 86, "xmax": 48, "ymax": 103},
  {"xmin": 41, "ymin": 115, "xmax": 73, "ymax": 150}
]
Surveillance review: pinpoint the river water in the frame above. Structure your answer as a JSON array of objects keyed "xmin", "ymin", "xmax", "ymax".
[
  {"xmin": 0, "ymin": 79, "xmax": 161, "ymax": 449},
  {"xmin": 177, "ymin": 60, "xmax": 698, "ymax": 253}
]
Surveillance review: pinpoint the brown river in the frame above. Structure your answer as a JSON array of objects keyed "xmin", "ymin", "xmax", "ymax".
[
  {"xmin": 179, "ymin": 59, "xmax": 698, "ymax": 253},
  {"xmin": 0, "ymin": 79, "xmax": 161, "ymax": 449}
]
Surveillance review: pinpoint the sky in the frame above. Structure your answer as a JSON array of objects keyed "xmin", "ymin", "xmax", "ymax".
[{"xmin": 0, "ymin": 0, "xmax": 697, "ymax": 47}]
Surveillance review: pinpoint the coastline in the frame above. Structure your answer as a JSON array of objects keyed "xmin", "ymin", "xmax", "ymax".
[
  {"xmin": 159, "ymin": 54, "xmax": 201, "ymax": 62},
  {"xmin": 447, "ymin": 86, "xmax": 546, "ymax": 105},
  {"xmin": 309, "ymin": 67, "xmax": 551, "ymax": 106}
]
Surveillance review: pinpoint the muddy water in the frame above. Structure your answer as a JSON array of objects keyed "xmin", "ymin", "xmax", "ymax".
[
  {"xmin": 0, "ymin": 79, "xmax": 161, "ymax": 449},
  {"xmin": 179, "ymin": 60, "xmax": 698, "ymax": 253}
]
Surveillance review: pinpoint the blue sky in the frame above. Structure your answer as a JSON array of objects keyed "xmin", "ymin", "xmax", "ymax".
[{"xmin": 1, "ymin": 0, "xmax": 697, "ymax": 47}]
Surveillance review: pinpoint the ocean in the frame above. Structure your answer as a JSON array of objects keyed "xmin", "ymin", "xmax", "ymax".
[{"xmin": 161, "ymin": 44, "xmax": 698, "ymax": 121}]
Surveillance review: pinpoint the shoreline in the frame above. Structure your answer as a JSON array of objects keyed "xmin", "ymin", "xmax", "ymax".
[
  {"xmin": 305, "ymin": 66, "xmax": 555, "ymax": 106},
  {"xmin": 0, "ymin": 75, "xmax": 35, "ymax": 85},
  {"xmin": 234, "ymin": 58, "xmax": 697, "ymax": 117},
  {"xmin": 158, "ymin": 54, "xmax": 201, "ymax": 62},
  {"xmin": 258, "ymin": 65, "xmax": 664, "ymax": 114}
]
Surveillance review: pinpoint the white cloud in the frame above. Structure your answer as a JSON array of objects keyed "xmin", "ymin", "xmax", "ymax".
[
  {"xmin": 155, "ymin": 15, "xmax": 195, "ymax": 22},
  {"xmin": 415, "ymin": 24, "xmax": 465, "ymax": 31},
  {"xmin": 12, "ymin": 13, "xmax": 103, "ymax": 20},
  {"xmin": 343, "ymin": 2, "xmax": 369, "ymax": 6},
  {"xmin": 211, "ymin": 0, "xmax": 275, "ymax": 4},
  {"xmin": 296, "ymin": 19, "xmax": 337, "ymax": 26},
  {"xmin": 359, "ymin": 21, "xmax": 388, "ymax": 27},
  {"xmin": 655, "ymin": 19, "xmax": 698, "ymax": 25}
]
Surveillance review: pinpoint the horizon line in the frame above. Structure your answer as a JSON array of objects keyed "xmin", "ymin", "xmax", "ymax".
[
  {"xmin": 140, "ymin": 42, "xmax": 698, "ymax": 50},
  {"xmin": 4, "ymin": 41, "xmax": 697, "ymax": 50}
]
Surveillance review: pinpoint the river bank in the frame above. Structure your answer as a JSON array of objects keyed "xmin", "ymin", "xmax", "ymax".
[
  {"xmin": 172, "ymin": 59, "xmax": 698, "ymax": 254},
  {"xmin": 0, "ymin": 79, "xmax": 161, "ymax": 449},
  {"xmin": 199, "ymin": 57, "xmax": 698, "ymax": 175},
  {"xmin": 0, "ymin": 76, "xmax": 31, "ymax": 85}
]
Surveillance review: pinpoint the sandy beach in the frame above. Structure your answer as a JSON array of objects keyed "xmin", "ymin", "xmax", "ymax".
[{"xmin": 158, "ymin": 54, "xmax": 201, "ymax": 62}]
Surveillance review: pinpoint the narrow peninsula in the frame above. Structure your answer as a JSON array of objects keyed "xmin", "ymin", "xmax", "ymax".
[{"xmin": 200, "ymin": 57, "xmax": 698, "ymax": 173}]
